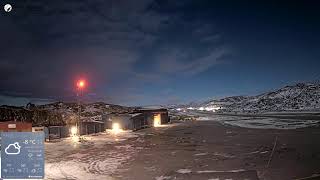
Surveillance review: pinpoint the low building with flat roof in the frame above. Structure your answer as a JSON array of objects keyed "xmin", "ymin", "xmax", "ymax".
[
  {"xmin": 0, "ymin": 121, "xmax": 32, "ymax": 132},
  {"xmin": 105, "ymin": 108, "xmax": 170, "ymax": 131}
]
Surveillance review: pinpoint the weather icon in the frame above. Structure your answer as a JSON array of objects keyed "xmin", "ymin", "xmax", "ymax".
[{"xmin": 5, "ymin": 142, "xmax": 21, "ymax": 155}]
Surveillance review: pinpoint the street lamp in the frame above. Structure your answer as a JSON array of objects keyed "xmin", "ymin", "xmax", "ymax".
[
  {"xmin": 77, "ymin": 80, "xmax": 85, "ymax": 89},
  {"xmin": 76, "ymin": 79, "xmax": 86, "ymax": 137}
]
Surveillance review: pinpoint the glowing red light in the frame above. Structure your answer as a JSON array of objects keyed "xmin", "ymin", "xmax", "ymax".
[{"xmin": 77, "ymin": 80, "xmax": 85, "ymax": 89}]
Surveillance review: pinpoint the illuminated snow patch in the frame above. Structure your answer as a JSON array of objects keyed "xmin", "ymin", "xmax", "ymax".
[
  {"xmin": 213, "ymin": 152, "xmax": 235, "ymax": 158},
  {"xmin": 45, "ymin": 131, "xmax": 143, "ymax": 180},
  {"xmin": 176, "ymin": 169, "xmax": 192, "ymax": 174},
  {"xmin": 155, "ymin": 176, "xmax": 171, "ymax": 180},
  {"xmin": 45, "ymin": 161, "xmax": 110, "ymax": 180},
  {"xmin": 197, "ymin": 117, "xmax": 213, "ymax": 121},
  {"xmin": 194, "ymin": 152, "xmax": 208, "ymax": 156},
  {"xmin": 197, "ymin": 169, "xmax": 245, "ymax": 173}
]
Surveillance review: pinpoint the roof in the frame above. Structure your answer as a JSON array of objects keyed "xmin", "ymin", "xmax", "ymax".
[
  {"xmin": 109, "ymin": 113, "xmax": 143, "ymax": 117},
  {"xmin": 140, "ymin": 105, "xmax": 165, "ymax": 109},
  {"xmin": 82, "ymin": 120, "xmax": 104, "ymax": 123},
  {"xmin": 129, "ymin": 113, "xmax": 143, "ymax": 117},
  {"xmin": 136, "ymin": 108, "xmax": 168, "ymax": 112}
]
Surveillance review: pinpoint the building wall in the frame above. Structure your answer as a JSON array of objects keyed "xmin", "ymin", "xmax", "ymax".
[
  {"xmin": 105, "ymin": 109, "xmax": 170, "ymax": 131},
  {"xmin": 106, "ymin": 113, "xmax": 147, "ymax": 131},
  {"xmin": 160, "ymin": 111, "xmax": 170, "ymax": 124},
  {"xmin": 132, "ymin": 113, "xmax": 147, "ymax": 130},
  {"xmin": 0, "ymin": 121, "xmax": 32, "ymax": 132},
  {"xmin": 80, "ymin": 122, "xmax": 104, "ymax": 135},
  {"xmin": 109, "ymin": 114, "xmax": 132, "ymax": 130}
]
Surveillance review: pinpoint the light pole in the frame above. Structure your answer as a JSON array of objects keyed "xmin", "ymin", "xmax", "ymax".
[{"xmin": 76, "ymin": 79, "xmax": 85, "ymax": 137}]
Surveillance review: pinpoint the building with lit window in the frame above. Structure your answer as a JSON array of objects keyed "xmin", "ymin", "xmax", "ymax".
[{"xmin": 105, "ymin": 108, "xmax": 170, "ymax": 131}]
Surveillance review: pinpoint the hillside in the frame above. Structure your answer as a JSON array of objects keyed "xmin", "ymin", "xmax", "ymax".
[
  {"xmin": 188, "ymin": 82, "xmax": 320, "ymax": 113},
  {"xmin": 0, "ymin": 102, "xmax": 136, "ymax": 126}
]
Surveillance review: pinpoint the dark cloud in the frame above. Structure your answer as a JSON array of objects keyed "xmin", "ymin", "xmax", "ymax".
[{"xmin": 0, "ymin": 0, "xmax": 228, "ymax": 105}]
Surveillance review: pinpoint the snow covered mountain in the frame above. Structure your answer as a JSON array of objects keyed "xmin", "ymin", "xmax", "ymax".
[{"xmin": 189, "ymin": 82, "xmax": 320, "ymax": 113}]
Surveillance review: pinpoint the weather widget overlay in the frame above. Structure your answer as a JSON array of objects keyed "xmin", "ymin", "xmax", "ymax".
[{"xmin": 1, "ymin": 132, "xmax": 44, "ymax": 179}]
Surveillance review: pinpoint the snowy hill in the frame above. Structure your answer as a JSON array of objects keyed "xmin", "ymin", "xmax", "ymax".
[
  {"xmin": 0, "ymin": 102, "xmax": 136, "ymax": 126},
  {"xmin": 185, "ymin": 82, "xmax": 320, "ymax": 113},
  {"xmin": 36, "ymin": 102, "xmax": 135, "ymax": 116}
]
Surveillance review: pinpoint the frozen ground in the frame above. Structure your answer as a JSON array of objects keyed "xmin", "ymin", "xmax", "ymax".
[
  {"xmin": 178, "ymin": 110, "xmax": 320, "ymax": 129},
  {"xmin": 119, "ymin": 120, "xmax": 320, "ymax": 180},
  {"xmin": 45, "ymin": 130, "xmax": 145, "ymax": 180},
  {"xmin": 43, "ymin": 113, "xmax": 320, "ymax": 180},
  {"xmin": 197, "ymin": 115, "xmax": 320, "ymax": 129}
]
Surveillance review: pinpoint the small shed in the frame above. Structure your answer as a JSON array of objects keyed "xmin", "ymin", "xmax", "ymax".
[{"xmin": 0, "ymin": 121, "xmax": 32, "ymax": 132}]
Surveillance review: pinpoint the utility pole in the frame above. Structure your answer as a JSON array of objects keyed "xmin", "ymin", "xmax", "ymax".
[{"xmin": 76, "ymin": 80, "xmax": 85, "ymax": 137}]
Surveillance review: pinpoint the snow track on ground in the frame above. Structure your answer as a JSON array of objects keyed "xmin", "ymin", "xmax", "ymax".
[{"xmin": 45, "ymin": 131, "xmax": 143, "ymax": 180}]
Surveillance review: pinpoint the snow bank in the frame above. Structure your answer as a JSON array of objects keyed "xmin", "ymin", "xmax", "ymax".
[
  {"xmin": 195, "ymin": 114, "xmax": 319, "ymax": 129},
  {"xmin": 176, "ymin": 169, "xmax": 192, "ymax": 174},
  {"xmin": 155, "ymin": 176, "xmax": 171, "ymax": 180},
  {"xmin": 196, "ymin": 169, "xmax": 245, "ymax": 173},
  {"xmin": 45, "ymin": 131, "xmax": 143, "ymax": 180},
  {"xmin": 223, "ymin": 118, "xmax": 319, "ymax": 129},
  {"xmin": 45, "ymin": 161, "xmax": 109, "ymax": 180},
  {"xmin": 194, "ymin": 152, "xmax": 208, "ymax": 156}
]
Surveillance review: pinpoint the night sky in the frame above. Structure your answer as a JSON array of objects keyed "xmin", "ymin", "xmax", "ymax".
[{"xmin": 1, "ymin": 0, "xmax": 320, "ymax": 106}]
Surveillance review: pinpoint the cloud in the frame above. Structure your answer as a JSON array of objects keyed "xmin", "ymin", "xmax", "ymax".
[
  {"xmin": 0, "ymin": 0, "xmax": 229, "ymax": 105},
  {"xmin": 0, "ymin": 95, "xmax": 55, "ymax": 106},
  {"xmin": 154, "ymin": 47, "xmax": 227, "ymax": 76}
]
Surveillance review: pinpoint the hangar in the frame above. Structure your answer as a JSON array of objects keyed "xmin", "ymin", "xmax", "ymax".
[{"xmin": 105, "ymin": 108, "xmax": 170, "ymax": 131}]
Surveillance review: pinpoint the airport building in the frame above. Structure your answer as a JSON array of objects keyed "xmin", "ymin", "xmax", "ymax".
[{"xmin": 105, "ymin": 108, "xmax": 170, "ymax": 131}]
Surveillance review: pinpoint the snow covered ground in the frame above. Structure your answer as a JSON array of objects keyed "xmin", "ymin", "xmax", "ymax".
[
  {"xmin": 175, "ymin": 110, "xmax": 320, "ymax": 129},
  {"xmin": 45, "ymin": 130, "xmax": 144, "ymax": 180},
  {"xmin": 196, "ymin": 114, "xmax": 320, "ymax": 129}
]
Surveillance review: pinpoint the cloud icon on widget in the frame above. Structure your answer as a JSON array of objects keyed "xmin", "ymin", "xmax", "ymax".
[{"xmin": 5, "ymin": 142, "xmax": 21, "ymax": 155}]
